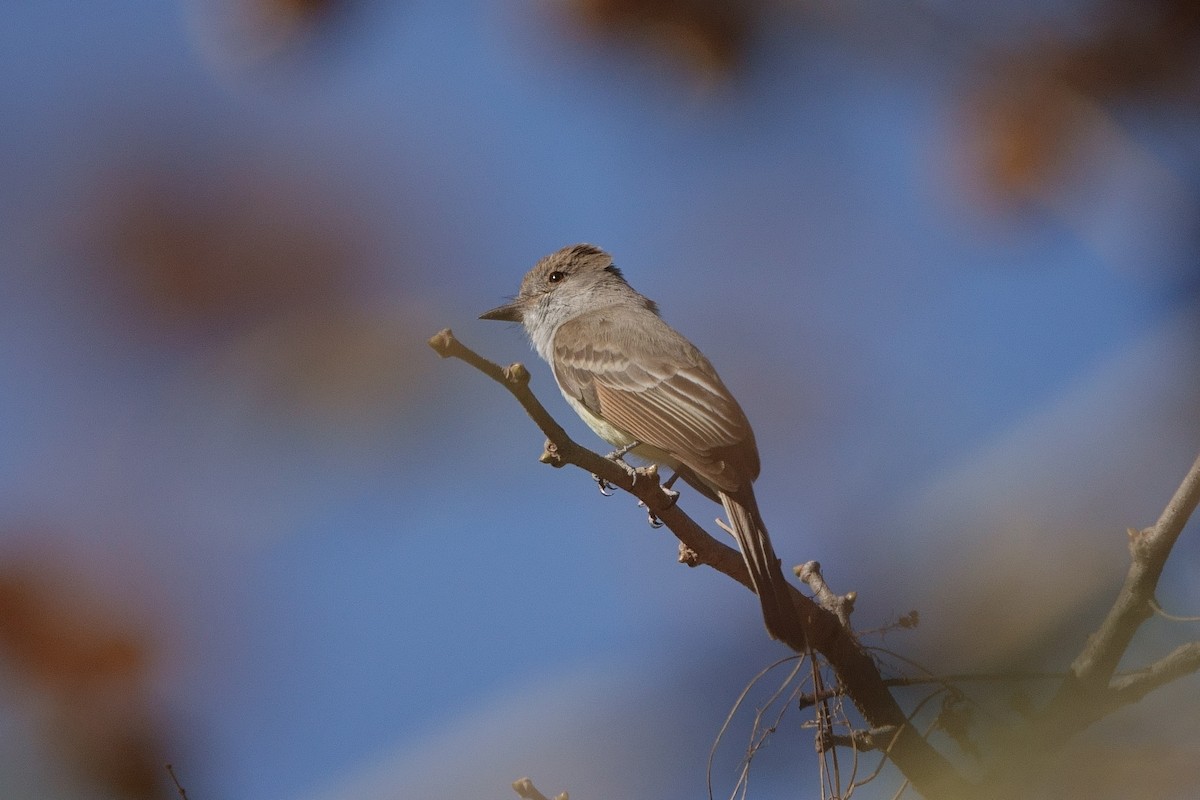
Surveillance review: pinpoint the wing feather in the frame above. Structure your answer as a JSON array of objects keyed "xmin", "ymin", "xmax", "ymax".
[{"xmin": 552, "ymin": 309, "xmax": 758, "ymax": 491}]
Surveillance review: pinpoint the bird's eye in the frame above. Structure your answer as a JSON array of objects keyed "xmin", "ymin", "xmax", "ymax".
[{"xmin": 548, "ymin": 271, "xmax": 565, "ymax": 283}]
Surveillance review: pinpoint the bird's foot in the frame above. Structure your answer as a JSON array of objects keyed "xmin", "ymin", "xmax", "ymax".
[
  {"xmin": 606, "ymin": 440, "xmax": 641, "ymax": 462},
  {"xmin": 595, "ymin": 441, "xmax": 641, "ymax": 492},
  {"xmin": 638, "ymin": 486, "xmax": 677, "ymax": 528}
]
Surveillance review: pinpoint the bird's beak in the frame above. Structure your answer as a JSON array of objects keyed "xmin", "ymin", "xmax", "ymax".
[{"xmin": 479, "ymin": 300, "xmax": 524, "ymax": 322}]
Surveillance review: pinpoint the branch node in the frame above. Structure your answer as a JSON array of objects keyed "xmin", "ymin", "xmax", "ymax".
[
  {"xmin": 504, "ymin": 362, "xmax": 531, "ymax": 386},
  {"xmin": 428, "ymin": 328, "xmax": 456, "ymax": 356},
  {"xmin": 796, "ymin": 559, "xmax": 820, "ymax": 578},
  {"xmin": 1127, "ymin": 526, "xmax": 1154, "ymax": 559},
  {"xmin": 539, "ymin": 439, "xmax": 564, "ymax": 467},
  {"xmin": 797, "ymin": 560, "xmax": 856, "ymax": 625},
  {"xmin": 678, "ymin": 541, "xmax": 701, "ymax": 566}
]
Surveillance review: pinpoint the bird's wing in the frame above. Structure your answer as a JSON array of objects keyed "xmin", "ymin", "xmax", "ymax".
[{"xmin": 552, "ymin": 310, "xmax": 758, "ymax": 491}]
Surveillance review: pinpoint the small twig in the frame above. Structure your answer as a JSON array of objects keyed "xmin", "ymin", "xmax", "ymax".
[
  {"xmin": 798, "ymin": 685, "xmax": 846, "ymax": 710},
  {"xmin": 166, "ymin": 764, "xmax": 189, "ymax": 800},
  {"xmin": 512, "ymin": 777, "xmax": 567, "ymax": 800},
  {"xmin": 843, "ymin": 727, "xmax": 863, "ymax": 800},
  {"xmin": 821, "ymin": 726, "xmax": 900, "ymax": 753},
  {"xmin": 858, "ymin": 610, "xmax": 920, "ymax": 637},
  {"xmin": 707, "ymin": 655, "xmax": 805, "ymax": 800},
  {"xmin": 1148, "ymin": 596, "xmax": 1200, "ymax": 622},
  {"xmin": 1108, "ymin": 641, "xmax": 1200, "ymax": 708},
  {"xmin": 849, "ymin": 693, "xmax": 938, "ymax": 791},
  {"xmin": 811, "ymin": 658, "xmax": 845, "ymax": 799},
  {"xmin": 797, "ymin": 561, "xmax": 857, "ymax": 627},
  {"xmin": 741, "ymin": 657, "xmax": 808, "ymax": 799}
]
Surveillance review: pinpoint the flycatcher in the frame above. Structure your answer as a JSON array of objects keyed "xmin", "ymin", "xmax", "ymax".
[{"xmin": 481, "ymin": 243, "xmax": 797, "ymax": 641}]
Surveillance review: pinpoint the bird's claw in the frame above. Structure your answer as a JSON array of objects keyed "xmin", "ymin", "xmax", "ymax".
[
  {"xmin": 640, "ymin": 486, "xmax": 678, "ymax": 527},
  {"xmin": 638, "ymin": 499, "xmax": 665, "ymax": 528},
  {"xmin": 638, "ymin": 503, "xmax": 667, "ymax": 527},
  {"xmin": 593, "ymin": 442, "xmax": 641, "ymax": 491}
]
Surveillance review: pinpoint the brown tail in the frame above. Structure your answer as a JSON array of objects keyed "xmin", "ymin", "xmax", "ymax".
[{"xmin": 719, "ymin": 487, "xmax": 801, "ymax": 643}]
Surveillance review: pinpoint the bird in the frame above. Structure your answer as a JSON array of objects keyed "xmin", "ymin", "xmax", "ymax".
[{"xmin": 480, "ymin": 243, "xmax": 798, "ymax": 642}]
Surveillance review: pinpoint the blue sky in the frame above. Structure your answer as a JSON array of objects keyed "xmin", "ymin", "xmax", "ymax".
[{"xmin": 1, "ymin": 2, "xmax": 1197, "ymax": 799}]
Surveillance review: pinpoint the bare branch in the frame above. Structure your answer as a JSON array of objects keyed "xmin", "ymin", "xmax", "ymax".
[
  {"xmin": 1001, "ymin": 452, "xmax": 1200, "ymax": 784},
  {"xmin": 1108, "ymin": 641, "xmax": 1200, "ymax": 708},
  {"xmin": 431, "ymin": 328, "xmax": 772, "ymax": 590},
  {"xmin": 432, "ymin": 329, "xmax": 978, "ymax": 800},
  {"xmin": 431, "ymin": 329, "xmax": 729, "ymax": 573},
  {"xmin": 1067, "ymin": 452, "xmax": 1200, "ymax": 690}
]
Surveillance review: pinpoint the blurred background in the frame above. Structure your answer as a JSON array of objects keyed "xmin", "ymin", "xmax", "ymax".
[{"xmin": 1, "ymin": 1, "xmax": 1198, "ymax": 798}]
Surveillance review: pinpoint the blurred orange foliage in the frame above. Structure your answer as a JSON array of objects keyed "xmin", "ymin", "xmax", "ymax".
[
  {"xmin": 92, "ymin": 164, "xmax": 360, "ymax": 335},
  {"xmin": 967, "ymin": 0, "xmax": 1200, "ymax": 198},
  {"xmin": 0, "ymin": 564, "xmax": 167, "ymax": 799},
  {"xmin": 564, "ymin": 0, "xmax": 754, "ymax": 75}
]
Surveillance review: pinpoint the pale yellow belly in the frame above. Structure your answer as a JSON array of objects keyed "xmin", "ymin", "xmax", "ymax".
[{"xmin": 561, "ymin": 392, "xmax": 679, "ymax": 470}]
